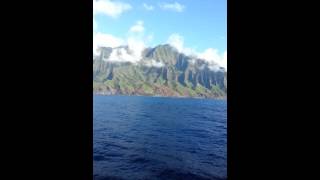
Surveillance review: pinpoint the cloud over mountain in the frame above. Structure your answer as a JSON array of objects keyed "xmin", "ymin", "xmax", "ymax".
[{"xmin": 167, "ymin": 33, "xmax": 227, "ymax": 70}]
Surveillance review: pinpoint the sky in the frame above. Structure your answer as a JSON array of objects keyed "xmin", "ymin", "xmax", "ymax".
[{"xmin": 93, "ymin": 0, "xmax": 227, "ymax": 70}]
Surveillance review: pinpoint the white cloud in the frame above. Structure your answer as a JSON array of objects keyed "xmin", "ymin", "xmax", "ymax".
[
  {"xmin": 159, "ymin": 2, "xmax": 185, "ymax": 12},
  {"xmin": 93, "ymin": 0, "xmax": 132, "ymax": 18},
  {"xmin": 93, "ymin": 0, "xmax": 132, "ymax": 56},
  {"xmin": 94, "ymin": 32, "xmax": 124, "ymax": 48},
  {"xmin": 93, "ymin": 32, "xmax": 124, "ymax": 56},
  {"xmin": 144, "ymin": 59, "xmax": 164, "ymax": 68},
  {"xmin": 198, "ymin": 48, "xmax": 221, "ymax": 64},
  {"xmin": 129, "ymin": 20, "xmax": 144, "ymax": 33},
  {"xmin": 108, "ymin": 48, "xmax": 136, "ymax": 63},
  {"xmin": 94, "ymin": 20, "xmax": 153, "ymax": 63},
  {"xmin": 127, "ymin": 37, "xmax": 146, "ymax": 61},
  {"xmin": 189, "ymin": 58, "xmax": 197, "ymax": 65},
  {"xmin": 105, "ymin": 36, "xmax": 146, "ymax": 64},
  {"xmin": 167, "ymin": 33, "xmax": 184, "ymax": 52},
  {"xmin": 143, "ymin": 3, "xmax": 154, "ymax": 11},
  {"xmin": 167, "ymin": 33, "xmax": 197, "ymax": 56},
  {"xmin": 208, "ymin": 64, "xmax": 221, "ymax": 72},
  {"xmin": 167, "ymin": 33, "xmax": 227, "ymax": 71},
  {"xmin": 182, "ymin": 47, "xmax": 197, "ymax": 56},
  {"xmin": 198, "ymin": 48, "xmax": 227, "ymax": 71},
  {"xmin": 222, "ymin": 51, "xmax": 227, "ymax": 70},
  {"xmin": 93, "ymin": 21, "xmax": 228, "ymax": 71}
]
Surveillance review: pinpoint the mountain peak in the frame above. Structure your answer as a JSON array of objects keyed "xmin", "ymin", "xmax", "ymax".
[
  {"xmin": 93, "ymin": 43, "xmax": 227, "ymax": 98},
  {"xmin": 154, "ymin": 44, "xmax": 178, "ymax": 52}
]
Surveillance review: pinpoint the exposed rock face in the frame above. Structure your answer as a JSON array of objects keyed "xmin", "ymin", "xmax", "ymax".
[{"xmin": 93, "ymin": 44, "xmax": 227, "ymax": 98}]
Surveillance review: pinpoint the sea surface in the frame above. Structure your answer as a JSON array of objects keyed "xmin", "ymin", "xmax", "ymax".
[{"xmin": 94, "ymin": 95, "xmax": 227, "ymax": 180}]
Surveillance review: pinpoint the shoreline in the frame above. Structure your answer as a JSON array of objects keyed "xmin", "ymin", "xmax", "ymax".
[{"xmin": 93, "ymin": 93, "xmax": 227, "ymax": 100}]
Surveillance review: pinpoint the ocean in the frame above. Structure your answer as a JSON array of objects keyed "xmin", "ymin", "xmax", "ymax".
[{"xmin": 94, "ymin": 95, "xmax": 227, "ymax": 180}]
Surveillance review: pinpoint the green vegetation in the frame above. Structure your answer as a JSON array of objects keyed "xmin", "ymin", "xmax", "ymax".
[{"xmin": 93, "ymin": 44, "xmax": 227, "ymax": 99}]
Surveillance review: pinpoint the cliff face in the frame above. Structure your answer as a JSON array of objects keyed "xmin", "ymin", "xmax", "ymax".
[{"xmin": 93, "ymin": 44, "xmax": 227, "ymax": 98}]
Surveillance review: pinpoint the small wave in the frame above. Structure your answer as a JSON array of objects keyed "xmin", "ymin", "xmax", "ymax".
[
  {"xmin": 104, "ymin": 152, "xmax": 123, "ymax": 157},
  {"xmin": 93, "ymin": 155, "xmax": 107, "ymax": 161},
  {"xmin": 103, "ymin": 142, "xmax": 129, "ymax": 150},
  {"xmin": 130, "ymin": 157, "xmax": 151, "ymax": 164},
  {"xmin": 94, "ymin": 175, "xmax": 124, "ymax": 180},
  {"xmin": 157, "ymin": 168, "xmax": 225, "ymax": 180}
]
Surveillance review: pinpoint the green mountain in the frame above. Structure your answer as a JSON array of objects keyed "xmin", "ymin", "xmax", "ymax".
[{"xmin": 93, "ymin": 44, "xmax": 227, "ymax": 99}]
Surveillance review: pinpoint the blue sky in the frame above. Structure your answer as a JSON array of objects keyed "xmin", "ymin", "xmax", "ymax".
[{"xmin": 93, "ymin": 0, "xmax": 227, "ymax": 69}]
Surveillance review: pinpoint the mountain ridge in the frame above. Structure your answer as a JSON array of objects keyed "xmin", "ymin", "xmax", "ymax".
[{"xmin": 93, "ymin": 44, "xmax": 227, "ymax": 99}]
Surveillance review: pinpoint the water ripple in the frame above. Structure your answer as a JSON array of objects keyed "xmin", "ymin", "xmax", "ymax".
[{"xmin": 94, "ymin": 96, "xmax": 227, "ymax": 180}]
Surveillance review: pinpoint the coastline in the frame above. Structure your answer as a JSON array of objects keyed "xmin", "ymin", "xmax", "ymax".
[{"xmin": 93, "ymin": 92, "xmax": 227, "ymax": 100}]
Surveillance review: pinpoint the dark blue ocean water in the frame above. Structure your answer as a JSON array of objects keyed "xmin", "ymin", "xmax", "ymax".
[{"xmin": 93, "ymin": 95, "xmax": 227, "ymax": 180}]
